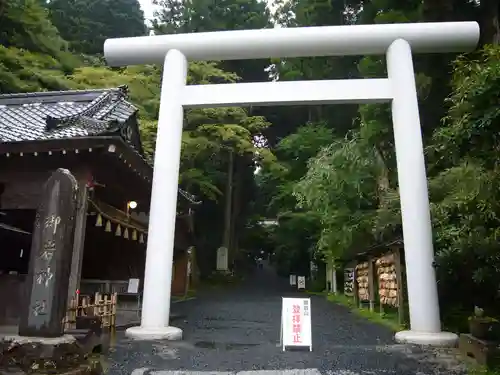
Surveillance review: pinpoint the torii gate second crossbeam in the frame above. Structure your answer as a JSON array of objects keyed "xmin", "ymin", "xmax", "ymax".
[{"xmin": 104, "ymin": 21, "xmax": 479, "ymax": 346}]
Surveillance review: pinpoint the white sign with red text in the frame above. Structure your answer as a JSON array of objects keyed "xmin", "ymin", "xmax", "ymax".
[{"xmin": 280, "ymin": 297, "xmax": 312, "ymax": 351}]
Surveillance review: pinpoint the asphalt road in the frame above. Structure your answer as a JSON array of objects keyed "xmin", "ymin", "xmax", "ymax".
[{"xmin": 103, "ymin": 264, "xmax": 466, "ymax": 375}]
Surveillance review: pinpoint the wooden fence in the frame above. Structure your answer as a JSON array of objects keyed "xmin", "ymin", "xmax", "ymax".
[{"xmin": 64, "ymin": 292, "xmax": 117, "ymax": 330}]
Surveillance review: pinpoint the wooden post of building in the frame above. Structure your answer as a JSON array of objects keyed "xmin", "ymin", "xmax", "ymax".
[
  {"xmin": 394, "ymin": 247, "xmax": 405, "ymax": 326},
  {"xmin": 67, "ymin": 179, "xmax": 89, "ymax": 302},
  {"xmin": 368, "ymin": 256, "xmax": 375, "ymax": 312},
  {"xmin": 331, "ymin": 264, "xmax": 338, "ymax": 294},
  {"xmin": 377, "ymin": 256, "xmax": 384, "ymax": 315},
  {"xmin": 184, "ymin": 247, "xmax": 193, "ymax": 299},
  {"xmin": 18, "ymin": 168, "xmax": 78, "ymax": 337},
  {"xmin": 353, "ymin": 262, "xmax": 359, "ymax": 307}
]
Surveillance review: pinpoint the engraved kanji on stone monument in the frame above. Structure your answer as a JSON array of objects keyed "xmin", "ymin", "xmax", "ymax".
[{"xmin": 18, "ymin": 168, "xmax": 78, "ymax": 337}]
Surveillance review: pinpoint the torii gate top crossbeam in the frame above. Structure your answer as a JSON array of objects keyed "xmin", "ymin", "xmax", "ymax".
[{"xmin": 104, "ymin": 22, "xmax": 479, "ymax": 67}]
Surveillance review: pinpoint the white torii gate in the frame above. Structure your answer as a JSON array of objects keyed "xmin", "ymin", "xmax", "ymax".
[{"xmin": 104, "ymin": 21, "xmax": 479, "ymax": 346}]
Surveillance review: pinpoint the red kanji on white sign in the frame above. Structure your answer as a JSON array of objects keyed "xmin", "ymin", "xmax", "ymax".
[{"xmin": 280, "ymin": 297, "xmax": 312, "ymax": 351}]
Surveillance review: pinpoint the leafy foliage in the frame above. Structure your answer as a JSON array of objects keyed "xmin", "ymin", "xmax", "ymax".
[
  {"xmin": 152, "ymin": 0, "xmax": 272, "ymax": 82},
  {"xmin": 426, "ymin": 47, "xmax": 500, "ymax": 313},
  {"xmin": 1, "ymin": 0, "xmax": 69, "ymax": 57},
  {"xmin": 262, "ymin": 0, "xmax": 500, "ymax": 326},
  {"xmin": 45, "ymin": 0, "xmax": 147, "ymax": 55},
  {"xmin": 294, "ymin": 135, "xmax": 380, "ymax": 259}
]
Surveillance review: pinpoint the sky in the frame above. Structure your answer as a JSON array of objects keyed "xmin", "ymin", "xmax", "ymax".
[
  {"xmin": 138, "ymin": 0, "xmax": 276, "ymax": 22},
  {"xmin": 138, "ymin": 0, "xmax": 159, "ymax": 21}
]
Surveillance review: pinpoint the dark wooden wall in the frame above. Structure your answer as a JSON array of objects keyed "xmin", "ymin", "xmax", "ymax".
[
  {"xmin": 0, "ymin": 210, "xmax": 34, "ymax": 274},
  {"xmin": 172, "ymin": 251, "xmax": 188, "ymax": 296},
  {"xmin": 0, "ymin": 161, "xmax": 89, "ymax": 210},
  {"xmin": 0, "ymin": 154, "xmax": 195, "ymax": 325},
  {"xmin": 81, "ymin": 221, "xmax": 147, "ymax": 280}
]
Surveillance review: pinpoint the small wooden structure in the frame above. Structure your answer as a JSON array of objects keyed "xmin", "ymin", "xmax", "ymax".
[
  {"xmin": 354, "ymin": 258, "xmax": 375, "ymax": 311},
  {"xmin": 375, "ymin": 250, "xmax": 404, "ymax": 325},
  {"xmin": 459, "ymin": 334, "xmax": 500, "ymax": 368},
  {"xmin": 0, "ymin": 87, "xmax": 199, "ymax": 328},
  {"xmin": 64, "ymin": 292, "xmax": 118, "ymax": 330},
  {"xmin": 340, "ymin": 239, "xmax": 406, "ymax": 326}
]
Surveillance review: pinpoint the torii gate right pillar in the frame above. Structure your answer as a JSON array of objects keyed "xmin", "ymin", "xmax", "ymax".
[{"xmin": 387, "ymin": 39, "xmax": 456, "ymax": 345}]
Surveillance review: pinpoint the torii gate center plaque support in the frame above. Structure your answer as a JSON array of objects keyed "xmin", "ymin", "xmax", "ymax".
[{"xmin": 104, "ymin": 21, "xmax": 479, "ymax": 346}]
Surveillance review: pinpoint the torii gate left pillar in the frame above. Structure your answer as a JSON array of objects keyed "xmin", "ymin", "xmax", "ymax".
[{"xmin": 104, "ymin": 21, "xmax": 479, "ymax": 345}]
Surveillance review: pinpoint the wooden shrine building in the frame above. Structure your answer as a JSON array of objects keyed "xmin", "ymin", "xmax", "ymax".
[{"xmin": 0, "ymin": 86, "xmax": 197, "ymax": 326}]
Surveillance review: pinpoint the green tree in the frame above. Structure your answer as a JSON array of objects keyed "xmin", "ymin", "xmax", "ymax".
[
  {"xmin": 45, "ymin": 0, "xmax": 147, "ymax": 55},
  {"xmin": 152, "ymin": 0, "xmax": 272, "ymax": 82},
  {"xmin": 256, "ymin": 124, "xmax": 335, "ymax": 276},
  {"xmin": 426, "ymin": 46, "xmax": 500, "ymax": 318},
  {"xmin": 0, "ymin": 0, "xmax": 78, "ymax": 93},
  {"xmin": 1, "ymin": 0, "xmax": 69, "ymax": 56},
  {"xmin": 60, "ymin": 58, "xmax": 275, "ymax": 276}
]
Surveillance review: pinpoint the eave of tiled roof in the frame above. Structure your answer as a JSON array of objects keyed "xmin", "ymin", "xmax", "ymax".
[
  {"xmin": 0, "ymin": 86, "xmax": 137, "ymax": 142},
  {"xmin": 0, "ymin": 136, "xmax": 153, "ymax": 183},
  {"xmin": 0, "ymin": 86, "xmax": 201, "ymax": 205},
  {"xmin": 338, "ymin": 238, "xmax": 404, "ymax": 262}
]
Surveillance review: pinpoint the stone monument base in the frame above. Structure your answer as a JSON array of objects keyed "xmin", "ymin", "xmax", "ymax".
[
  {"xmin": 395, "ymin": 330, "xmax": 459, "ymax": 347},
  {"xmin": 126, "ymin": 325, "xmax": 183, "ymax": 340},
  {"xmin": 0, "ymin": 335, "xmax": 102, "ymax": 375}
]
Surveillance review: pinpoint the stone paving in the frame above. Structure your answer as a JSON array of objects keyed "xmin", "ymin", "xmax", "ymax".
[{"xmin": 103, "ymin": 264, "xmax": 466, "ymax": 375}]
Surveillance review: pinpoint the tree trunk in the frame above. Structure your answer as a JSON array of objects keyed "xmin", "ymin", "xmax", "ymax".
[
  {"xmin": 422, "ymin": 0, "xmax": 454, "ymax": 22},
  {"xmin": 229, "ymin": 158, "xmax": 241, "ymax": 269},
  {"xmin": 222, "ymin": 150, "xmax": 234, "ymax": 257},
  {"xmin": 374, "ymin": 146, "xmax": 390, "ymax": 208},
  {"xmin": 480, "ymin": 0, "xmax": 500, "ymax": 45}
]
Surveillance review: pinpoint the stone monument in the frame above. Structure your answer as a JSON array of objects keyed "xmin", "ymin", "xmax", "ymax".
[
  {"xmin": 0, "ymin": 169, "xmax": 102, "ymax": 374},
  {"xmin": 19, "ymin": 168, "xmax": 78, "ymax": 337}
]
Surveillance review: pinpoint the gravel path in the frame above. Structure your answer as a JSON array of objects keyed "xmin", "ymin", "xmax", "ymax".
[{"xmin": 103, "ymin": 264, "xmax": 466, "ymax": 375}]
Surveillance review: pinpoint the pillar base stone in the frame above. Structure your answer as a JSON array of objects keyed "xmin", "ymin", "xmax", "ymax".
[
  {"xmin": 395, "ymin": 330, "xmax": 458, "ymax": 347},
  {"xmin": 125, "ymin": 326, "xmax": 183, "ymax": 341}
]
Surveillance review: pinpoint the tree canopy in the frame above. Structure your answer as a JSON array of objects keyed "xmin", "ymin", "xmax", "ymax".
[{"xmin": 45, "ymin": 0, "xmax": 147, "ymax": 55}]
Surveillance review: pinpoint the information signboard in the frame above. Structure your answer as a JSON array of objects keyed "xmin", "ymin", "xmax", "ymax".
[
  {"xmin": 297, "ymin": 276, "xmax": 306, "ymax": 290},
  {"xmin": 280, "ymin": 297, "xmax": 312, "ymax": 351},
  {"xmin": 128, "ymin": 278, "xmax": 140, "ymax": 294},
  {"xmin": 344, "ymin": 268, "xmax": 354, "ymax": 297}
]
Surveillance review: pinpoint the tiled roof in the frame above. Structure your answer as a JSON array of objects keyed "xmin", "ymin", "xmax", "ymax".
[
  {"xmin": 0, "ymin": 86, "xmax": 202, "ymax": 205},
  {"xmin": 0, "ymin": 86, "xmax": 137, "ymax": 143}
]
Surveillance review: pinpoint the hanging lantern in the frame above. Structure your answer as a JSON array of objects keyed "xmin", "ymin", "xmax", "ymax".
[
  {"xmin": 139, "ymin": 233, "xmax": 144, "ymax": 243},
  {"xmin": 115, "ymin": 224, "xmax": 122, "ymax": 236},
  {"xmin": 95, "ymin": 214, "xmax": 103, "ymax": 227},
  {"xmin": 124, "ymin": 227, "xmax": 129, "ymax": 239},
  {"xmin": 105, "ymin": 220, "xmax": 111, "ymax": 232},
  {"xmin": 132, "ymin": 229, "xmax": 138, "ymax": 241}
]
